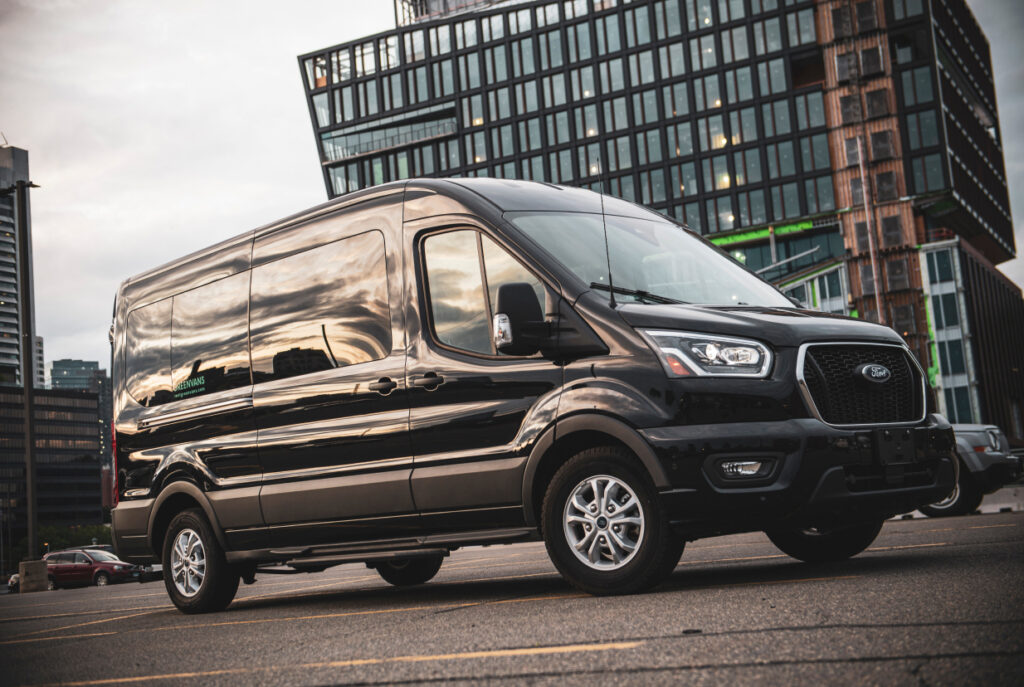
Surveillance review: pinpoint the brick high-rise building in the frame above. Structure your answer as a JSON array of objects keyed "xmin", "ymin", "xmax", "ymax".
[{"xmin": 299, "ymin": 0, "xmax": 1023, "ymax": 438}]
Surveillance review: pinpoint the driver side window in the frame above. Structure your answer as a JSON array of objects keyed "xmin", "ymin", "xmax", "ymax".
[{"xmin": 423, "ymin": 229, "xmax": 545, "ymax": 356}]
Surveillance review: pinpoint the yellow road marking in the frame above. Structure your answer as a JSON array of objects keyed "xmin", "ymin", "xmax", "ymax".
[
  {"xmin": 1, "ymin": 604, "xmax": 171, "ymax": 623},
  {"xmin": 680, "ymin": 553, "xmax": 788, "ymax": 566},
  {"xmin": 967, "ymin": 523, "xmax": 1017, "ymax": 530},
  {"xmin": 0, "ymin": 631, "xmax": 117, "ymax": 646},
  {"xmin": 867, "ymin": 542, "xmax": 948, "ymax": 552},
  {"xmin": 39, "ymin": 640, "xmax": 642, "ymax": 686},
  {"xmin": 9, "ymin": 609, "xmax": 164, "ymax": 640}
]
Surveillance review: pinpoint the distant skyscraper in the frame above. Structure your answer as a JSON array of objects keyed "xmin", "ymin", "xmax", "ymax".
[
  {"xmin": 0, "ymin": 145, "xmax": 36, "ymax": 388},
  {"xmin": 33, "ymin": 336, "xmax": 44, "ymax": 388},
  {"xmin": 49, "ymin": 359, "xmax": 113, "ymax": 467},
  {"xmin": 300, "ymin": 0, "xmax": 1024, "ymax": 436}
]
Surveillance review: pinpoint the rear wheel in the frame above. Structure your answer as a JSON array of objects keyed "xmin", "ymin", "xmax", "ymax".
[
  {"xmin": 375, "ymin": 555, "xmax": 444, "ymax": 586},
  {"xmin": 94, "ymin": 572, "xmax": 109, "ymax": 587},
  {"xmin": 162, "ymin": 508, "xmax": 239, "ymax": 614},
  {"xmin": 919, "ymin": 464, "xmax": 983, "ymax": 517},
  {"xmin": 542, "ymin": 446, "xmax": 684, "ymax": 595},
  {"xmin": 46, "ymin": 576, "xmax": 56, "ymax": 591},
  {"xmin": 766, "ymin": 519, "xmax": 884, "ymax": 564}
]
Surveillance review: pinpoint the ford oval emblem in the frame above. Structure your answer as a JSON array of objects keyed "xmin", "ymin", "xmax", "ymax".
[{"xmin": 854, "ymin": 363, "xmax": 892, "ymax": 383}]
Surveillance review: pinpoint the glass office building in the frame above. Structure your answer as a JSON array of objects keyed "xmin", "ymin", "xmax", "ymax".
[{"xmin": 300, "ymin": 0, "xmax": 1024, "ymax": 436}]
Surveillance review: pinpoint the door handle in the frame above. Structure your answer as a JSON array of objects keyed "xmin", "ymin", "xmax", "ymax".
[
  {"xmin": 411, "ymin": 372, "xmax": 444, "ymax": 390},
  {"xmin": 368, "ymin": 377, "xmax": 398, "ymax": 395}
]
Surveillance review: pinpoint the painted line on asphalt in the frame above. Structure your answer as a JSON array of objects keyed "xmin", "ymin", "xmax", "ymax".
[
  {"xmin": 719, "ymin": 574, "xmax": 862, "ymax": 588},
  {"xmin": 0, "ymin": 631, "xmax": 118, "ymax": 646},
  {"xmin": 866, "ymin": 542, "xmax": 949, "ymax": 552},
  {"xmin": 966, "ymin": 523, "xmax": 1017, "ymax": 530},
  {"xmin": 8, "ymin": 609, "xmax": 166, "ymax": 640},
  {"xmin": 679, "ymin": 553, "xmax": 789, "ymax": 566},
  {"xmin": 0, "ymin": 604, "xmax": 172, "ymax": 623},
  {"xmin": 34, "ymin": 640, "xmax": 643, "ymax": 686}
]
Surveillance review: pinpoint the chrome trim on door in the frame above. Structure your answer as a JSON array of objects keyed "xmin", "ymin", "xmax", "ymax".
[
  {"xmin": 136, "ymin": 397, "xmax": 254, "ymax": 430},
  {"xmin": 795, "ymin": 341, "xmax": 927, "ymax": 428}
]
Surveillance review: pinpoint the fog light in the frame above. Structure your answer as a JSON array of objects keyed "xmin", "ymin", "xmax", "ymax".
[{"xmin": 719, "ymin": 459, "xmax": 772, "ymax": 479}]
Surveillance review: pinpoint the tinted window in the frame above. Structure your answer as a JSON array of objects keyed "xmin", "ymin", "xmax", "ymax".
[
  {"xmin": 74, "ymin": 553, "xmax": 90, "ymax": 564},
  {"xmin": 481, "ymin": 235, "xmax": 545, "ymax": 320},
  {"xmin": 170, "ymin": 271, "xmax": 252, "ymax": 400},
  {"xmin": 125, "ymin": 299, "xmax": 173, "ymax": 407},
  {"xmin": 250, "ymin": 231, "xmax": 391, "ymax": 383}
]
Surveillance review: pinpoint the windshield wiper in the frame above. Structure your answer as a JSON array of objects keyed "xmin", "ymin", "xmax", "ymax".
[{"xmin": 589, "ymin": 282, "xmax": 685, "ymax": 305}]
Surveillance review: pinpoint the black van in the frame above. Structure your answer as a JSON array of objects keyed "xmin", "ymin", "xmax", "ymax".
[{"xmin": 111, "ymin": 179, "xmax": 956, "ymax": 613}]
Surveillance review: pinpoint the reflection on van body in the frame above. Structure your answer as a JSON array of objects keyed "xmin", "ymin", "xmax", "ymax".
[{"xmin": 111, "ymin": 179, "xmax": 956, "ymax": 613}]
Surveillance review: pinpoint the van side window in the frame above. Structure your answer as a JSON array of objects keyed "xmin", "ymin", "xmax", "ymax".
[
  {"xmin": 125, "ymin": 299, "xmax": 173, "ymax": 407},
  {"xmin": 423, "ymin": 229, "xmax": 544, "ymax": 356},
  {"xmin": 170, "ymin": 271, "xmax": 252, "ymax": 400},
  {"xmin": 249, "ymin": 230, "xmax": 392, "ymax": 382}
]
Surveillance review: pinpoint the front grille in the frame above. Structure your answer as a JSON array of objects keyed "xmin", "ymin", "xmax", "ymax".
[{"xmin": 800, "ymin": 344, "xmax": 923, "ymax": 425}]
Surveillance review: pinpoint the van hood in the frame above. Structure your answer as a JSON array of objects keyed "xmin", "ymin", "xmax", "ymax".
[{"xmin": 616, "ymin": 303, "xmax": 904, "ymax": 348}]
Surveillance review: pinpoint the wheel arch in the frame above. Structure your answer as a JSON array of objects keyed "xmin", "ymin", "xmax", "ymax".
[
  {"xmin": 521, "ymin": 414, "xmax": 670, "ymax": 527},
  {"xmin": 147, "ymin": 481, "xmax": 227, "ymax": 559}
]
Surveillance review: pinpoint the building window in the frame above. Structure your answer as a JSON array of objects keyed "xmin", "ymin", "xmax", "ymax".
[
  {"xmin": 881, "ymin": 215, "xmax": 903, "ymax": 247},
  {"xmin": 765, "ymin": 141, "xmax": 796, "ymax": 177},
  {"xmin": 752, "ymin": 18, "xmax": 782, "ymax": 55},
  {"xmin": 762, "ymin": 99, "xmax": 791, "ymax": 136},
  {"xmin": 636, "ymin": 129, "xmax": 663, "ymax": 165},
  {"xmin": 732, "ymin": 147, "xmax": 762, "ymax": 186},
  {"xmin": 331, "ymin": 49, "xmax": 352, "ymax": 83},
  {"xmin": 840, "ymin": 94, "xmax": 862, "ymax": 124},
  {"xmin": 462, "ymin": 94, "xmax": 484, "ymax": 126},
  {"xmin": 455, "ymin": 19, "xmax": 478, "ymax": 50},
  {"xmin": 671, "ymin": 161, "xmax": 699, "ymax": 197},
  {"xmin": 595, "ymin": 15, "xmax": 622, "ymax": 55},
  {"xmin": 511, "ymin": 37, "xmax": 535, "ymax": 77},
  {"xmin": 578, "ymin": 142, "xmax": 602, "ymax": 177},
  {"xmin": 718, "ymin": 0, "xmax": 745, "ymax": 22},
  {"xmin": 633, "ymin": 89, "xmax": 660, "ymax": 125},
  {"xmin": 429, "ymin": 25, "xmax": 451, "ymax": 55},
  {"xmin": 932, "ymin": 292, "xmax": 959, "ymax": 329},
  {"xmin": 800, "ymin": 133, "xmax": 830, "ymax": 171},
  {"xmin": 545, "ymin": 111, "xmax": 571, "ymax": 146},
  {"xmin": 860, "ymin": 47, "xmax": 883, "ymax": 76},
  {"xmin": 892, "ymin": 303, "xmax": 915, "ymax": 336},
  {"xmin": 482, "ymin": 13, "xmax": 504, "ymax": 42},
  {"xmin": 378, "ymin": 36, "xmax": 400, "ymax": 71},
  {"xmin": 521, "ymin": 154, "xmax": 544, "ymax": 180},
  {"xmin": 770, "ymin": 182, "xmax": 800, "ymax": 219},
  {"xmin": 539, "ymin": 28, "xmax": 564, "ymax": 70},
  {"xmin": 886, "ymin": 258, "xmax": 910, "ymax": 291},
  {"xmin": 605, "ymin": 135, "xmax": 632, "ymax": 171},
  {"xmin": 407, "ymin": 66, "xmax": 429, "ymax": 105},
  {"xmin": 433, "ymin": 59, "xmax": 455, "ymax": 97},
  {"xmin": 654, "ymin": 0, "xmax": 684, "ymax": 40},
  {"xmin": 549, "ymin": 147, "xmax": 575, "ymax": 182},
  {"xmin": 459, "ymin": 53, "xmax": 481, "ymax": 90},
  {"xmin": 663, "ymin": 80, "xmax": 690, "ymax": 118},
  {"xmin": 629, "ymin": 50, "xmax": 657, "ymax": 86},
  {"xmin": 686, "ymin": 0, "xmax": 714, "ymax": 31},
  {"xmin": 659, "ymin": 42, "xmax": 687, "ymax": 79},
  {"xmin": 804, "ymin": 175, "xmax": 835, "ymax": 213},
  {"xmin": 667, "ymin": 121, "xmax": 695, "ymax": 156},
  {"xmin": 570, "ymin": 65, "xmax": 596, "ymax": 100},
  {"xmin": 856, "ymin": 1, "xmax": 878, "ymax": 31},
  {"xmin": 721, "ymin": 26, "xmax": 749, "ymax": 64},
  {"xmin": 729, "ymin": 107, "xmax": 757, "ymax": 145},
  {"xmin": 866, "ymin": 89, "xmax": 889, "ymax": 118},
  {"xmin": 697, "ymin": 114, "xmax": 727, "ymax": 151},
  {"xmin": 757, "ymin": 58, "xmax": 786, "ymax": 94},
  {"xmin": 357, "ymin": 80, "xmax": 378, "ymax": 117},
  {"xmin": 876, "ymin": 171, "xmax": 898, "ymax": 200},
  {"xmin": 536, "ymin": 3, "xmax": 560, "ymax": 27},
  {"xmin": 484, "ymin": 45, "xmax": 508, "ymax": 83},
  {"xmin": 911, "ymin": 153, "xmax": 945, "ymax": 192},
  {"xmin": 901, "ymin": 66, "xmax": 934, "ymax": 105},
  {"xmin": 871, "ymin": 131, "xmax": 895, "ymax": 160},
  {"xmin": 603, "ymin": 96, "xmax": 630, "ymax": 131},
  {"xmin": 690, "ymin": 34, "xmax": 718, "ymax": 71},
  {"xmin": 566, "ymin": 22, "xmax": 592, "ymax": 62},
  {"xmin": 381, "ymin": 73, "xmax": 404, "ymax": 110},
  {"xmin": 518, "ymin": 117, "xmax": 543, "ymax": 152},
  {"xmin": 736, "ymin": 189, "xmax": 767, "ymax": 226},
  {"xmin": 906, "ymin": 110, "xmax": 939, "ymax": 149},
  {"xmin": 859, "ymin": 263, "xmax": 876, "ymax": 295},
  {"xmin": 787, "ymin": 9, "xmax": 816, "ymax": 46},
  {"xmin": 794, "ymin": 91, "xmax": 825, "ymax": 128},
  {"xmin": 542, "ymin": 73, "xmax": 567, "ymax": 109},
  {"xmin": 705, "ymin": 195, "xmax": 735, "ymax": 233},
  {"xmin": 514, "ymin": 80, "xmax": 539, "ymax": 114},
  {"xmin": 702, "ymin": 155, "xmax": 731, "ymax": 190},
  {"xmin": 639, "ymin": 168, "xmax": 667, "ymax": 204},
  {"xmin": 724, "ymin": 66, "xmax": 754, "ymax": 103},
  {"xmin": 354, "ymin": 42, "xmax": 376, "ymax": 77},
  {"xmin": 575, "ymin": 103, "xmax": 600, "ymax": 138},
  {"xmin": 836, "ymin": 52, "xmax": 857, "ymax": 82},
  {"xmin": 854, "ymin": 221, "xmax": 870, "ymax": 252},
  {"xmin": 694, "ymin": 74, "xmax": 722, "ymax": 110},
  {"xmin": 624, "ymin": 5, "xmax": 652, "ymax": 45},
  {"xmin": 312, "ymin": 93, "xmax": 329, "ymax": 127},
  {"xmin": 850, "ymin": 177, "xmax": 865, "ymax": 206},
  {"xmin": 508, "ymin": 7, "xmax": 531, "ymax": 33},
  {"xmin": 463, "ymin": 130, "xmax": 488, "ymax": 164},
  {"xmin": 608, "ymin": 173, "xmax": 636, "ymax": 201},
  {"xmin": 600, "ymin": 58, "xmax": 626, "ymax": 92},
  {"xmin": 832, "ymin": 7, "xmax": 853, "ymax": 38},
  {"xmin": 892, "ymin": 0, "xmax": 924, "ymax": 21},
  {"xmin": 684, "ymin": 201, "xmax": 703, "ymax": 233},
  {"xmin": 488, "ymin": 87, "xmax": 512, "ymax": 120},
  {"xmin": 845, "ymin": 136, "xmax": 862, "ymax": 167}
]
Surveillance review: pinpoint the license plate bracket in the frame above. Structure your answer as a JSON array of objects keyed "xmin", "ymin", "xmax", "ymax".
[{"xmin": 874, "ymin": 428, "xmax": 917, "ymax": 466}]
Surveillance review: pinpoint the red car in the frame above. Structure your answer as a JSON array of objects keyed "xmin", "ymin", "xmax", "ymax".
[{"xmin": 44, "ymin": 549, "xmax": 141, "ymax": 589}]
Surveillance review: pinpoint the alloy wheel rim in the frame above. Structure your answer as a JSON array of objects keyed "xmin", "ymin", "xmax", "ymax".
[
  {"xmin": 563, "ymin": 474, "xmax": 645, "ymax": 571},
  {"xmin": 170, "ymin": 528, "xmax": 206, "ymax": 598},
  {"xmin": 931, "ymin": 481, "xmax": 960, "ymax": 509}
]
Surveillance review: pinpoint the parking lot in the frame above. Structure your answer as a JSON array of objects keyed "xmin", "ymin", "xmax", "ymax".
[{"xmin": 0, "ymin": 509, "xmax": 1021, "ymax": 686}]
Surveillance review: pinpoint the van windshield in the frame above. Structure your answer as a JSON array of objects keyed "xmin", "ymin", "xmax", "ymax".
[{"xmin": 508, "ymin": 212, "xmax": 792, "ymax": 307}]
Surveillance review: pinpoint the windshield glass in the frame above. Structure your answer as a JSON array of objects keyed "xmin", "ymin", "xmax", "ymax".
[
  {"xmin": 86, "ymin": 550, "xmax": 120, "ymax": 562},
  {"xmin": 508, "ymin": 212, "xmax": 791, "ymax": 307}
]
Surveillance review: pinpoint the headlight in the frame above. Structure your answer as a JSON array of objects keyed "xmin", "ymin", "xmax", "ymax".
[
  {"xmin": 986, "ymin": 429, "xmax": 1000, "ymax": 450},
  {"xmin": 641, "ymin": 330, "xmax": 772, "ymax": 378}
]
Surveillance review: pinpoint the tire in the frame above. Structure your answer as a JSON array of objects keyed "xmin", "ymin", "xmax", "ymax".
[
  {"xmin": 766, "ymin": 519, "xmax": 884, "ymax": 564},
  {"xmin": 94, "ymin": 572, "xmax": 109, "ymax": 587},
  {"xmin": 47, "ymin": 576, "xmax": 56, "ymax": 591},
  {"xmin": 375, "ymin": 555, "xmax": 444, "ymax": 586},
  {"xmin": 541, "ymin": 446, "xmax": 684, "ymax": 596},
  {"xmin": 162, "ymin": 508, "xmax": 239, "ymax": 614},
  {"xmin": 919, "ymin": 463, "xmax": 983, "ymax": 517}
]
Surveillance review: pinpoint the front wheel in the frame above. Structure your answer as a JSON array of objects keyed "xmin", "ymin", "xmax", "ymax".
[
  {"xmin": 163, "ymin": 508, "xmax": 239, "ymax": 614},
  {"xmin": 766, "ymin": 519, "xmax": 884, "ymax": 564},
  {"xmin": 919, "ymin": 464, "xmax": 983, "ymax": 517},
  {"xmin": 375, "ymin": 555, "xmax": 444, "ymax": 586},
  {"xmin": 94, "ymin": 572, "xmax": 109, "ymax": 587},
  {"xmin": 542, "ymin": 446, "xmax": 684, "ymax": 596},
  {"xmin": 46, "ymin": 577, "xmax": 56, "ymax": 591}
]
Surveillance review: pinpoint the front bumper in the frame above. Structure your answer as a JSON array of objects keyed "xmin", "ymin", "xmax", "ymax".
[
  {"xmin": 963, "ymin": 449, "xmax": 1023, "ymax": 494},
  {"xmin": 642, "ymin": 414, "xmax": 956, "ymax": 538}
]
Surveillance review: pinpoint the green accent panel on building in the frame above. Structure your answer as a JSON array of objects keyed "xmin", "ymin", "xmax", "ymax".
[
  {"xmin": 850, "ymin": 309, "xmax": 859, "ymax": 319},
  {"xmin": 923, "ymin": 294, "xmax": 940, "ymax": 389},
  {"xmin": 709, "ymin": 220, "xmax": 816, "ymax": 247}
]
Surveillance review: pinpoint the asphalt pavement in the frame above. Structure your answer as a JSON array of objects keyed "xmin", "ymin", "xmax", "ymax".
[{"xmin": 1, "ymin": 510, "xmax": 1021, "ymax": 686}]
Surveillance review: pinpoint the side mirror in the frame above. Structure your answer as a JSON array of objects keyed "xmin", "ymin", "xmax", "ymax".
[{"xmin": 493, "ymin": 282, "xmax": 547, "ymax": 356}]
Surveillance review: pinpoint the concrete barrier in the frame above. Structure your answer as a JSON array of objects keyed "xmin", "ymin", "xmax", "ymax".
[{"xmin": 18, "ymin": 560, "xmax": 48, "ymax": 593}]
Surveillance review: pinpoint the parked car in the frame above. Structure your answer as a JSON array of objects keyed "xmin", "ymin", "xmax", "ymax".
[
  {"xmin": 6, "ymin": 573, "xmax": 18, "ymax": 593},
  {"xmin": 110, "ymin": 178, "xmax": 957, "ymax": 613},
  {"xmin": 43, "ymin": 549, "xmax": 142, "ymax": 589},
  {"xmin": 919, "ymin": 424, "xmax": 1022, "ymax": 517}
]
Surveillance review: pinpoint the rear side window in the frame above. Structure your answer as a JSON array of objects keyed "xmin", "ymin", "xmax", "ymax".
[
  {"xmin": 170, "ymin": 271, "xmax": 252, "ymax": 400},
  {"xmin": 422, "ymin": 229, "xmax": 545, "ymax": 356},
  {"xmin": 125, "ymin": 299, "xmax": 173, "ymax": 407},
  {"xmin": 249, "ymin": 230, "xmax": 392, "ymax": 383}
]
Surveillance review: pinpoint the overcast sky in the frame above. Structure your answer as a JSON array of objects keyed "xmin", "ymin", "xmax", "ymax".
[{"xmin": 0, "ymin": 0, "xmax": 1021, "ymax": 371}]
